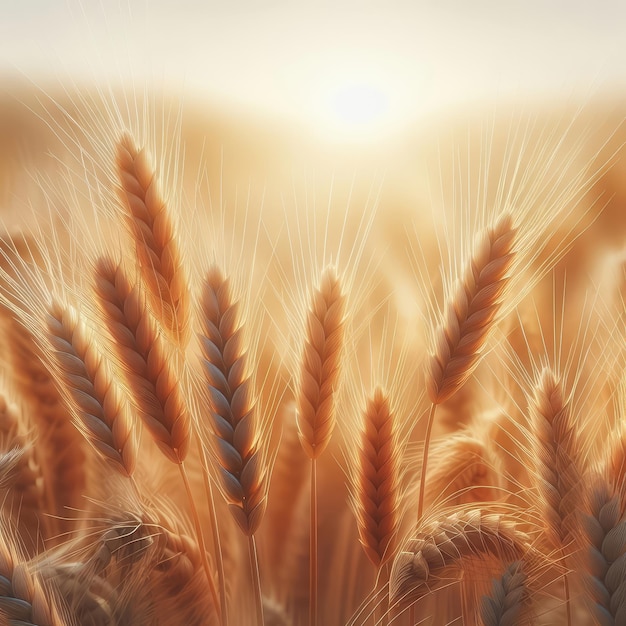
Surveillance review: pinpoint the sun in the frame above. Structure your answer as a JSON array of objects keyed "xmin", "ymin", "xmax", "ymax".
[{"xmin": 314, "ymin": 79, "xmax": 397, "ymax": 142}]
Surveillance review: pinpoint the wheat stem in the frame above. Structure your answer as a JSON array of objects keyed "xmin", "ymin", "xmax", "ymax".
[
  {"xmin": 179, "ymin": 462, "xmax": 221, "ymax": 622},
  {"xmin": 310, "ymin": 457, "xmax": 318, "ymax": 626},
  {"xmin": 417, "ymin": 403, "xmax": 437, "ymax": 520},
  {"xmin": 248, "ymin": 534, "xmax": 265, "ymax": 626},
  {"xmin": 197, "ymin": 438, "xmax": 228, "ymax": 626}
]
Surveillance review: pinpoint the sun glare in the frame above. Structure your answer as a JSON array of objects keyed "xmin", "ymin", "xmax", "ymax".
[{"xmin": 316, "ymin": 81, "xmax": 396, "ymax": 142}]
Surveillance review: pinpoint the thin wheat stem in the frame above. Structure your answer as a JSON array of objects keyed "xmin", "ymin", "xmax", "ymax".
[
  {"xmin": 179, "ymin": 462, "xmax": 221, "ymax": 622},
  {"xmin": 417, "ymin": 403, "xmax": 437, "ymax": 520},
  {"xmin": 310, "ymin": 457, "xmax": 318, "ymax": 626},
  {"xmin": 197, "ymin": 437, "xmax": 228, "ymax": 626},
  {"xmin": 248, "ymin": 534, "xmax": 265, "ymax": 626}
]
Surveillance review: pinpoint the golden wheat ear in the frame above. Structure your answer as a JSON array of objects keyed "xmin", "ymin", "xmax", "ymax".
[
  {"xmin": 529, "ymin": 367, "xmax": 582, "ymax": 545},
  {"xmin": 93, "ymin": 256, "xmax": 190, "ymax": 465},
  {"xmin": 389, "ymin": 509, "xmax": 529, "ymax": 609},
  {"xmin": 198, "ymin": 264, "xmax": 268, "ymax": 536},
  {"xmin": 426, "ymin": 213, "xmax": 517, "ymax": 405},
  {"xmin": 354, "ymin": 386, "xmax": 401, "ymax": 569},
  {"xmin": 296, "ymin": 265, "xmax": 347, "ymax": 460},
  {"xmin": 115, "ymin": 132, "xmax": 190, "ymax": 346},
  {"xmin": 4, "ymin": 315, "xmax": 87, "ymax": 541},
  {"xmin": 45, "ymin": 299, "xmax": 136, "ymax": 477}
]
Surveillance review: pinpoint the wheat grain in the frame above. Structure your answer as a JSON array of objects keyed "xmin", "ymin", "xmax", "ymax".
[{"xmin": 115, "ymin": 133, "xmax": 189, "ymax": 345}]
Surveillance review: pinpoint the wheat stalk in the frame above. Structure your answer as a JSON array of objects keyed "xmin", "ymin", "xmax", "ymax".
[
  {"xmin": 198, "ymin": 263, "xmax": 267, "ymax": 626},
  {"xmin": 418, "ymin": 214, "xmax": 517, "ymax": 523},
  {"xmin": 389, "ymin": 509, "xmax": 529, "ymax": 609},
  {"xmin": 93, "ymin": 256, "xmax": 189, "ymax": 465},
  {"xmin": 480, "ymin": 561, "xmax": 528, "ymax": 626},
  {"xmin": 295, "ymin": 265, "xmax": 346, "ymax": 626},
  {"xmin": 45, "ymin": 299, "xmax": 136, "ymax": 477},
  {"xmin": 115, "ymin": 133, "xmax": 189, "ymax": 345}
]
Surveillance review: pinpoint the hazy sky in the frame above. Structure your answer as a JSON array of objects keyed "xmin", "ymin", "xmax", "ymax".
[{"xmin": 2, "ymin": 1, "xmax": 626, "ymax": 136}]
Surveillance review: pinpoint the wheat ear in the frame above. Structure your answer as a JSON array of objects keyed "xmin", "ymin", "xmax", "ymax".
[
  {"xmin": 354, "ymin": 386, "xmax": 401, "ymax": 569},
  {"xmin": 529, "ymin": 367, "xmax": 582, "ymax": 625},
  {"xmin": 426, "ymin": 213, "xmax": 517, "ymax": 404},
  {"xmin": 0, "ymin": 397, "xmax": 45, "ymax": 548},
  {"xmin": 199, "ymin": 264, "xmax": 267, "ymax": 626},
  {"xmin": 4, "ymin": 317, "xmax": 86, "ymax": 540},
  {"xmin": 583, "ymin": 477, "xmax": 626, "ymax": 625},
  {"xmin": 418, "ymin": 215, "xmax": 517, "ymax": 521},
  {"xmin": 93, "ymin": 256, "xmax": 189, "ymax": 464},
  {"xmin": 46, "ymin": 300, "xmax": 136, "ymax": 477},
  {"xmin": 529, "ymin": 367, "xmax": 582, "ymax": 545},
  {"xmin": 295, "ymin": 266, "xmax": 346, "ymax": 626},
  {"xmin": 115, "ymin": 133, "xmax": 189, "ymax": 345},
  {"xmin": 0, "ymin": 539, "xmax": 62, "ymax": 626},
  {"xmin": 296, "ymin": 266, "xmax": 346, "ymax": 460},
  {"xmin": 480, "ymin": 561, "xmax": 528, "ymax": 626},
  {"xmin": 389, "ymin": 509, "xmax": 528, "ymax": 608}
]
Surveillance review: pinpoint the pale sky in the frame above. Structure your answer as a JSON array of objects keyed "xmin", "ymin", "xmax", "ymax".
[{"xmin": 2, "ymin": 1, "xmax": 626, "ymax": 138}]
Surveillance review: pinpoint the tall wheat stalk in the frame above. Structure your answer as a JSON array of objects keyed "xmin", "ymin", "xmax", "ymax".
[
  {"xmin": 419, "ymin": 214, "xmax": 517, "ymax": 520},
  {"xmin": 296, "ymin": 266, "xmax": 346, "ymax": 626},
  {"xmin": 199, "ymin": 264, "xmax": 269, "ymax": 626}
]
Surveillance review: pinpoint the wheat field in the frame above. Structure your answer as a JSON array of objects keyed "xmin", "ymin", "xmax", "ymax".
[{"xmin": 0, "ymin": 78, "xmax": 625, "ymax": 626}]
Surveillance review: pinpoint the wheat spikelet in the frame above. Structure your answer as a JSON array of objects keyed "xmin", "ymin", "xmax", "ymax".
[
  {"xmin": 353, "ymin": 386, "xmax": 401, "ymax": 569},
  {"xmin": 115, "ymin": 132, "xmax": 189, "ymax": 345},
  {"xmin": 296, "ymin": 266, "xmax": 346, "ymax": 460},
  {"xmin": 583, "ymin": 477, "xmax": 626, "ymax": 625},
  {"xmin": 198, "ymin": 264, "xmax": 267, "ymax": 536},
  {"xmin": 93, "ymin": 256, "xmax": 189, "ymax": 465},
  {"xmin": 426, "ymin": 214, "xmax": 517, "ymax": 404},
  {"xmin": 389, "ymin": 509, "xmax": 528, "ymax": 607},
  {"xmin": 45, "ymin": 299, "xmax": 136, "ymax": 477},
  {"xmin": 480, "ymin": 561, "xmax": 528, "ymax": 626},
  {"xmin": 529, "ymin": 367, "xmax": 582, "ymax": 547}
]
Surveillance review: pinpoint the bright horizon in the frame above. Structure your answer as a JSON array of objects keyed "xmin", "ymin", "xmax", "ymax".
[{"xmin": 3, "ymin": 1, "xmax": 626, "ymax": 140}]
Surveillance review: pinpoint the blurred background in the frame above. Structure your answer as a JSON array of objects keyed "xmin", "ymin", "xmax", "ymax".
[{"xmin": 2, "ymin": 0, "xmax": 626, "ymax": 143}]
